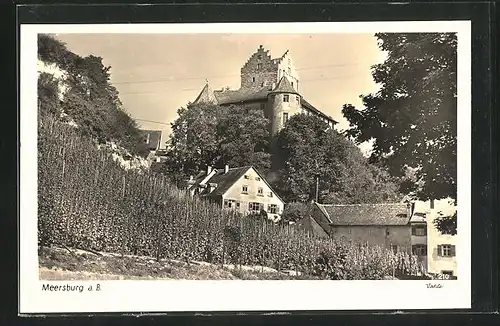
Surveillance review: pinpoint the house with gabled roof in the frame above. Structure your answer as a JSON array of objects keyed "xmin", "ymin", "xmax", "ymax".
[
  {"xmin": 187, "ymin": 164, "xmax": 285, "ymax": 222},
  {"xmin": 307, "ymin": 202, "xmax": 417, "ymax": 254},
  {"xmin": 190, "ymin": 45, "xmax": 337, "ymax": 136}
]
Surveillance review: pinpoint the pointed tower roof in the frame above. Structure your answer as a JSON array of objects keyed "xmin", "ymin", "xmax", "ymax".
[
  {"xmin": 270, "ymin": 76, "xmax": 299, "ymax": 95},
  {"xmin": 192, "ymin": 82, "xmax": 218, "ymax": 105}
]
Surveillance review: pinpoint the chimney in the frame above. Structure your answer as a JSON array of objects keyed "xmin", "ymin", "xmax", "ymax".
[
  {"xmin": 207, "ymin": 166, "xmax": 212, "ymax": 175},
  {"xmin": 224, "ymin": 164, "xmax": 229, "ymax": 174}
]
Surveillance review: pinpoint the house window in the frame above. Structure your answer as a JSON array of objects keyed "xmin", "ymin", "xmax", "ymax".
[
  {"xmin": 257, "ymin": 187, "xmax": 263, "ymax": 196},
  {"xmin": 268, "ymin": 192, "xmax": 273, "ymax": 197},
  {"xmin": 412, "ymin": 244, "xmax": 427, "ymax": 256},
  {"xmin": 224, "ymin": 199, "xmax": 237, "ymax": 209},
  {"xmin": 283, "ymin": 95, "xmax": 289, "ymax": 102},
  {"xmin": 412, "ymin": 226, "xmax": 427, "ymax": 236},
  {"xmin": 242, "ymin": 185, "xmax": 248, "ymax": 194},
  {"xmin": 244, "ymin": 175, "xmax": 249, "ymax": 179},
  {"xmin": 249, "ymin": 202, "xmax": 263, "ymax": 213},
  {"xmin": 438, "ymin": 244, "xmax": 455, "ymax": 257},
  {"xmin": 268, "ymin": 204, "xmax": 278, "ymax": 214},
  {"xmin": 255, "ymin": 176, "xmax": 261, "ymax": 181},
  {"xmin": 283, "ymin": 113, "xmax": 289, "ymax": 125}
]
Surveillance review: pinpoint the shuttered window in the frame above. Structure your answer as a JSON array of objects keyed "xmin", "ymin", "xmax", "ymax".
[{"xmin": 437, "ymin": 244, "xmax": 456, "ymax": 257}]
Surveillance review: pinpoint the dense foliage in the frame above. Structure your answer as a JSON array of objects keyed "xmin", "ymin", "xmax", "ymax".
[
  {"xmin": 281, "ymin": 202, "xmax": 312, "ymax": 223},
  {"xmin": 342, "ymin": 33, "xmax": 457, "ymax": 233},
  {"xmin": 273, "ymin": 114, "xmax": 401, "ymax": 204},
  {"xmin": 38, "ymin": 34, "xmax": 148, "ymax": 156},
  {"xmin": 38, "ymin": 115, "xmax": 422, "ymax": 279},
  {"xmin": 165, "ymin": 103, "xmax": 271, "ymax": 185}
]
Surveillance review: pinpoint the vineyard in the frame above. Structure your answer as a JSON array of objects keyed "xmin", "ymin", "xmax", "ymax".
[{"xmin": 38, "ymin": 114, "xmax": 423, "ymax": 280}]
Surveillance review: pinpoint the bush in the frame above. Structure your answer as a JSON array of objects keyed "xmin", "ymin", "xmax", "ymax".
[
  {"xmin": 281, "ymin": 202, "xmax": 312, "ymax": 223},
  {"xmin": 38, "ymin": 116, "xmax": 423, "ymax": 279}
]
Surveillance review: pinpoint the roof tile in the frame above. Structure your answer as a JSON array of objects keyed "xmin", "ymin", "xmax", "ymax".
[{"xmin": 316, "ymin": 202, "xmax": 411, "ymax": 226}]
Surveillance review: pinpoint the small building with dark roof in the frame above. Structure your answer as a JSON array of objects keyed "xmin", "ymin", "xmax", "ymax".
[
  {"xmin": 187, "ymin": 164, "xmax": 285, "ymax": 222},
  {"xmin": 189, "ymin": 45, "xmax": 337, "ymax": 136},
  {"xmin": 140, "ymin": 130, "xmax": 162, "ymax": 152},
  {"xmin": 308, "ymin": 202, "xmax": 417, "ymax": 254}
]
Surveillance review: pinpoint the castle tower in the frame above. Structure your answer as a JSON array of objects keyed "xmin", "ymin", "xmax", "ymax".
[
  {"xmin": 240, "ymin": 45, "xmax": 300, "ymax": 92},
  {"xmin": 268, "ymin": 76, "xmax": 301, "ymax": 135},
  {"xmin": 190, "ymin": 81, "xmax": 218, "ymax": 107}
]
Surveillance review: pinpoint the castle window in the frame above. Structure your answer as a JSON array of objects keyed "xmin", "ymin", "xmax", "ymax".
[
  {"xmin": 252, "ymin": 77, "xmax": 255, "ymax": 82},
  {"xmin": 296, "ymin": 96, "xmax": 300, "ymax": 102},
  {"xmin": 283, "ymin": 112, "xmax": 289, "ymax": 125},
  {"xmin": 257, "ymin": 63, "xmax": 262, "ymax": 69},
  {"xmin": 283, "ymin": 95, "xmax": 289, "ymax": 102},
  {"xmin": 291, "ymin": 82, "xmax": 294, "ymax": 87}
]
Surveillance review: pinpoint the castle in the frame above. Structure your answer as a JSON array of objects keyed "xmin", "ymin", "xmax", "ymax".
[{"xmin": 191, "ymin": 45, "xmax": 338, "ymax": 135}]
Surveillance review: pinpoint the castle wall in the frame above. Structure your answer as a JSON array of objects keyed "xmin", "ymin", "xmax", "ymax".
[
  {"xmin": 276, "ymin": 52, "xmax": 299, "ymax": 92},
  {"xmin": 240, "ymin": 46, "xmax": 279, "ymax": 90}
]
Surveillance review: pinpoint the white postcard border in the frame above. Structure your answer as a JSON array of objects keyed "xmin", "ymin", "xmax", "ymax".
[{"xmin": 20, "ymin": 21, "xmax": 471, "ymax": 313}]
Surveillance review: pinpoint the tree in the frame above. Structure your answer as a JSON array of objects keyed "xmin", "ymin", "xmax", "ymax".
[
  {"xmin": 342, "ymin": 33, "xmax": 457, "ymax": 233},
  {"xmin": 164, "ymin": 104, "xmax": 271, "ymax": 183},
  {"xmin": 164, "ymin": 103, "xmax": 225, "ymax": 182},
  {"xmin": 38, "ymin": 34, "xmax": 147, "ymax": 156},
  {"xmin": 217, "ymin": 106, "xmax": 271, "ymax": 173},
  {"xmin": 38, "ymin": 72, "xmax": 59, "ymax": 116},
  {"xmin": 273, "ymin": 114, "xmax": 400, "ymax": 204},
  {"xmin": 281, "ymin": 202, "xmax": 312, "ymax": 223}
]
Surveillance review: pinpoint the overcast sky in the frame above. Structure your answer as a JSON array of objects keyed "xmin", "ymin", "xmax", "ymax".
[{"xmin": 56, "ymin": 33, "xmax": 386, "ymax": 148}]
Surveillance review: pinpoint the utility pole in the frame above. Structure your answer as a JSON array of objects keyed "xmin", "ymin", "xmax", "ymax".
[{"xmin": 315, "ymin": 174, "xmax": 319, "ymax": 203}]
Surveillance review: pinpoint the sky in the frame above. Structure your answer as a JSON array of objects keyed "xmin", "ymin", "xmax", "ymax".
[{"xmin": 56, "ymin": 33, "xmax": 386, "ymax": 149}]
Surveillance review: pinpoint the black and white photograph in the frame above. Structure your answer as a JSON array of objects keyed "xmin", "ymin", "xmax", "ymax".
[{"xmin": 20, "ymin": 21, "xmax": 471, "ymax": 313}]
